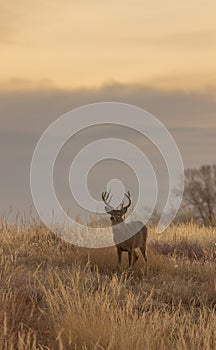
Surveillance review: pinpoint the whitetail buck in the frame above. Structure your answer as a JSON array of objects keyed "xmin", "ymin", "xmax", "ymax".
[{"xmin": 102, "ymin": 190, "xmax": 147, "ymax": 268}]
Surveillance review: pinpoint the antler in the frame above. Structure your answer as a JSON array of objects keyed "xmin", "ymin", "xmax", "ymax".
[
  {"xmin": 121, "ymin": 190, "xmax": 131, "ymax": 210},
  {"xmin": 102, "ymin": 191, "xmax": 113, "ymax": 210}
]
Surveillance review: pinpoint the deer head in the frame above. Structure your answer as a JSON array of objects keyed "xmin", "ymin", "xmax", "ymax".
[{"xmin": 102, "ymin": 190, "xmax": 131, "ymax": 225}]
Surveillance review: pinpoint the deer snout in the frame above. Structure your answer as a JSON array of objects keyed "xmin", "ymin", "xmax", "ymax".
[{"xmin": 110, "ymin": 216, "xmax": 115, "ymax": 223}]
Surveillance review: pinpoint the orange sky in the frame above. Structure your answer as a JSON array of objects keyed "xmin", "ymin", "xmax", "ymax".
[{"xmin": 1, "ymin": 0, "xmax": 216, "ymax": 91}]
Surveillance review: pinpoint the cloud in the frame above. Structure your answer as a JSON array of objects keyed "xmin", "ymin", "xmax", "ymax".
[
  {"xmin": 1, "ymin": 81, "xmax": 216, "ymax": 131},
  {"xmin": 5, "ymin": 77, "xmax": 56, "ymax": 90},
  {"xmin": 127, "ymin": 31, "xmax": 216, "ymax": 47},
  {"xmin": 0, "ymin": 82, "xmax": 215, "ymax": 215}
]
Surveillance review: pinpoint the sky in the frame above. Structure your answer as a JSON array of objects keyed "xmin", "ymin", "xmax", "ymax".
[
  {"xmin": 0, "ymin": 0, "xmax": 216, "ymax": 220},
  {"xmin": 1, "ymin": 0, "xmax": 216, "ymax": 90}
]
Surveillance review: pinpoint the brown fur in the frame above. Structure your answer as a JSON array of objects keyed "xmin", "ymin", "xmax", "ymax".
[{"xmin": 115, "ymin": 223, "xmax": 148, "ymax": 267}]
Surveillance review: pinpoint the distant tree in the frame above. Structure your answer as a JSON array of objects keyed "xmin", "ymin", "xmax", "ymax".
[{"xmin": 184, "ymin": 165, "xmax": 216, "ymax": 226}]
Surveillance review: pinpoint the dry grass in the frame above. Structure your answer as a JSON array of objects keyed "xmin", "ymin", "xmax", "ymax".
[{"xmin": 0, "ymin": 219, "xmax": 216, "ymax": 349}]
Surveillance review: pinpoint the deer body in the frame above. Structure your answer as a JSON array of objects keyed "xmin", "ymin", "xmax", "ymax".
[{"xmin": 102, "ymin": 191, "xmax": 148, "ymax": 268}]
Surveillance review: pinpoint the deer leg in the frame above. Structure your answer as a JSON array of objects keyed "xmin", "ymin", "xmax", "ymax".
[
  {"xmin": 139, "ymin": 245, "xmax": 147, "ymax": 264},
  {"xmin": 128, "ymin": 238, "xmax": 136, "ymax": 268},
  {"xmin": 133, "ymin": 250, "xmax": 139, "ymax": 266},
  {"xmin": 117, "ymin": 246, "xmax": 122, "ymax": 267},
  {"xmin": 128, "ymin": 250, "xmax": 132, "ymax": 267}
]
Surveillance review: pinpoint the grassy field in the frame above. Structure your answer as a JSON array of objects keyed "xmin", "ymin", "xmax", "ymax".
[{"xmin": 0, "ymin": 219, "xmax": 216, "ymax": 349}]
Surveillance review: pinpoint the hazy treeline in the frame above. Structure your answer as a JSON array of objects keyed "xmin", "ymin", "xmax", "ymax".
[{"xmin": 176, "ymin": 164, "xmax": 216, "ymax": 225}]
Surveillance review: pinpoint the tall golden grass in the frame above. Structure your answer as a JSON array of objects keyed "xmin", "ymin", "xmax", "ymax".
[{"xmin": 0, "ymin": 219, "xmax": 216, "ymax": 349}]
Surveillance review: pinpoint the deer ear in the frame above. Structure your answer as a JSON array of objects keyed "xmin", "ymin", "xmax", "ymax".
[{"xmin": 105, "ymin": 206, "xmax": 113, "ymax": 214}]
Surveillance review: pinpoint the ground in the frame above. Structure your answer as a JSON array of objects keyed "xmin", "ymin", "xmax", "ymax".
[{"xmin": 0, "ymin": 220, "xmax": 216, "ymax": 349}]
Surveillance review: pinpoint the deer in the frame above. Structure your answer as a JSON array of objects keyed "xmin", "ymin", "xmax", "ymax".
[{"xmin": 102, "ymin": 190, "xmax": 148, "ymax": 268}]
